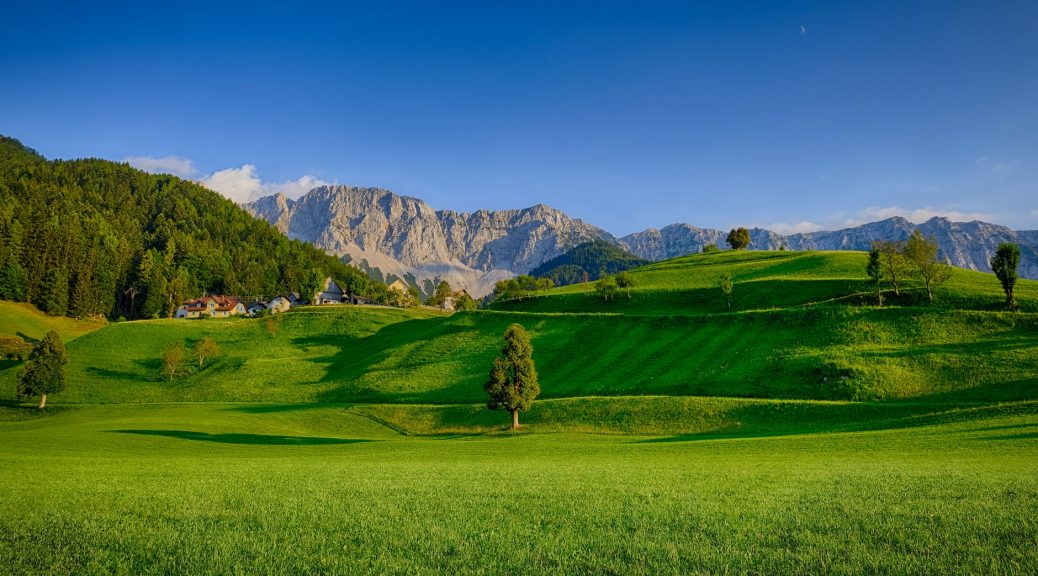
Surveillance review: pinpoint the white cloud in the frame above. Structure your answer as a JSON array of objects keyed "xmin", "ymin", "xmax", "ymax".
[
  {"xmin": 199, "ymin": 164, "xmax": 329, "ymax": 204},
  {"xmin": 765, "ymin": 220, "xmax": 824, "ymax": 235},
  {"xmin": 123, "ymin": 155, "xmax": 197, "ymax": 178},
  {"xmin": 842, "ymin": 206, "xmax": 992, "ymax": 227}
]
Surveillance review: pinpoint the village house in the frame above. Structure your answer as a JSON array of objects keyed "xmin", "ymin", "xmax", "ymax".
[
  {"xmin": 175, "ymin": 295, "xmax": 246, "ymax": 319},
  {"xmin": 267, "ymin": 293, "xmax": 296, "ymax": 314},
  {"xmin": 441, "ymin": 289, "xmax": 471, "ymax": 311},
  {"xmin": 246, "ymin": 301, "xmax": 268, "ymax": 316},
  {"xmin": 313, "ymin": 277, "xmax": 345, "ymax": 305}
]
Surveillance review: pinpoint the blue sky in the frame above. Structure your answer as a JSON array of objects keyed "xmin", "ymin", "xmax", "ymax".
[{"xmin": 1, "ymin": 1, "xmax": 1035, "ymax": 234}]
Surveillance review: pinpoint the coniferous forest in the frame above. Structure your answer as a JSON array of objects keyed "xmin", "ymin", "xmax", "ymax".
[{"xmin": 0, "ymin": 136, "xmax": 373, "ymax": 319}]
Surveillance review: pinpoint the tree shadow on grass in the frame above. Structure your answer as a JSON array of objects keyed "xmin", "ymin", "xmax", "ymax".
[{"xmin": 112, "ymin": 429, "xmax": 372, "ymax": 446}]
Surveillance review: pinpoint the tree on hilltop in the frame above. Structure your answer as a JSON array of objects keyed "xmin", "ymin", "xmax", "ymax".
[
  {"xmin": 485, "ymin": 324, "xmax": 539, "ymax": 430},
  {"xmin": 990, "ymin": 243, "xmax": 1020, "ymax": 309},
  {"xmin": 904, "ymin": 231, "xmax": 951, "ymax": 303},
  {"xmin": 17, "ymin": 331, "xmax": 68, "ymax": 409},
  {"xmin": 874, "ymin": 240, "xmax": 909, "ymax": 297},
  {"xmin": 726, "ymin": 228, "xmax": 750, "ymax": 250}
]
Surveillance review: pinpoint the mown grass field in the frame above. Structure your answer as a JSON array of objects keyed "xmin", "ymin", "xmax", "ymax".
[
  {"xmin": 0, "ymin": 403, "xmax": 1036, "ymax": 575},
  {"xmin": 1, "ymin": 250, "xmax": 1037, "ymax": 574}
]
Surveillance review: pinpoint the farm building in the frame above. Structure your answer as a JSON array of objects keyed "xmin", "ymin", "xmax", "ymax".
[
  {"xmin": 313, "ymin": 277, "xmax": 345, "ymax": 305},
  {"xmin": 175, "ymin": 296, "xmax": 246, "ymax": 319}
]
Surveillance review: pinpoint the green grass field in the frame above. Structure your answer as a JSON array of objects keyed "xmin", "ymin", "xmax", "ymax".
[
  {"xmin": 0, "ymin": 404, "xmax": 1035, "ymax": 575},
  {"xmin": 2, "ymin": 250, "xmax": 1037, "ymax": 574},
  {"xmin": 0, "ymin": 300, "xmax": 106, "ymax": 342}
]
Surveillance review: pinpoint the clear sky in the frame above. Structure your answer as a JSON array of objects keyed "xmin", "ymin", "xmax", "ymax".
[{"xmin": 1, "ymin": 1, "xmax": 1035, "ymax": 235}]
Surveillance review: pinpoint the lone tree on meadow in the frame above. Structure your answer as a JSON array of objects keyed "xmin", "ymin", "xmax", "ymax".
[
  {"xmin": 874, "ymin": 240, "xmax": 909, "ymax": 297},
  {"xmin": 990, "ymin": 242, "xmax": 1020, "ymax": 309},
  {"xmin": 595, "ymin": 274, "xmax": 618, "ymax": 301},
  {"xmin": 194, "ymin": 337, "xmax": 219, "ymax": 368},
  {"xmin": 726, "ymin": 227, "xmax": 750, "ymax": 250},
  {"xmin": 904, "ymin": 230, "xmax": 952, "ymax": 303},
  {"xmin": 163, "ymin": 341, "xmax": 184, "ymax": 382},
  {"xmin": 866, "ymin": 247, "xmax": 884, "ymax": 306},
  {"xmin": 615, "ymin": 271, "xmax": 635, "ymax": 299},
  {"xmin": 718, "ymin": 273, "xmax": 734, "ymax": 310},
  {"xmin": 485, "ymin": 323, "xmax": 540, "ymax": 429},
  {"xmin": 17, "ymin": 330, "xmax": 68, "ymax": 409}
]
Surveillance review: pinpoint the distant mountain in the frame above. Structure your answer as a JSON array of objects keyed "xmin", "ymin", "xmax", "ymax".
[
  {"xmin": 246, "ymin": 186, "xmax": 613, "ymax": 297},
  {"xmin": 530, "ymin": 240, "xmax": 650, "ymax": 286},
  {"xmin": 621, "ymin": 217, "xmax": 1038, "ymax": 279},
  {"xmin": 247, "ymin": 185, "xmax": 1038, "ymax": 292}
]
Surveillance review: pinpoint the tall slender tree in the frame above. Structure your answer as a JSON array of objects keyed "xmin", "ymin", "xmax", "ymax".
[
  {"xmin": 874, "ymin": 240, "xmax": 909, "ymax": 297},
  {"xmin": 990, "ymin": 243, "xmax": 1020, "ymax": 309}
]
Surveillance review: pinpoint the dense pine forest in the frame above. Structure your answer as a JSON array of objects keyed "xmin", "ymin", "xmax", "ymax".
[
  {"xmin": 0, "ymin": 136, "xmax": 374, "ymax": 319},
  {"xmin": 530, "ymin": 240, "xmax": 649, "ymax": 286}
]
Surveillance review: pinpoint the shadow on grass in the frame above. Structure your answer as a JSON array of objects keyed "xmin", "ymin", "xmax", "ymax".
[
  {"xmin": 112, "ymin": 429, "xmax": 372, "ymax": 446},
  {"xmin": 981, "ymin": 432, "xmax": 1038, "ymax": 441},
  {"xmin": 224, "ymin": 404, "xmax": 343, "ymax": 414}
]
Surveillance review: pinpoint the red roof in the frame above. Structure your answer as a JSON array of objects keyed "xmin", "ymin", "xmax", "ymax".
[{"xmin": 181, "ymin": 295, "xmax": 242, "ymax": 312}]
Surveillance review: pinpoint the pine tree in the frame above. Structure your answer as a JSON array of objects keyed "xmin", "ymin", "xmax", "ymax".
[
  {"xmin": 38, "ymin": 267, "xmax": 69, "ymax": 316},
  {"xmin": 484, "ymin": 324, "xmax": 540, "ymax": 429}
]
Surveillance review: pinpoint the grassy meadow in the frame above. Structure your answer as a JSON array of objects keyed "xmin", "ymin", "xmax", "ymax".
[{"xmin": 2, "ymin": 249, "xmax": 1037, "ymax": 574}]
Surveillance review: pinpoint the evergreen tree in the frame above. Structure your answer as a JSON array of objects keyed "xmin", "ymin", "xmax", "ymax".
[
  {"xmin": 0, "ymin": 255, "xmax": 27, "ymax": 301},
  {"xmin": 38, "ymin": 267, "xmax": 69, "ymax": 316},
  {"xmin": 17, "ymin": 330, "xmax": 68, "ymax": 409},
  {"xmin": 990, "ymin": 243, "xmax": 1020, "ymax": 309},
  {"xmin": 484, "ymin": 323, "xmax": 539, "ymax": 429}
]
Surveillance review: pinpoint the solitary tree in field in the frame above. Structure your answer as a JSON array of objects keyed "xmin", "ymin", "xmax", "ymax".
[
  {"xmin": 615, "ymin": 271, "xmax": 635, "ymax": 299},
  {"xmin": 595, "ymin": 274, "xmax": 618, "ymax": 301},
  {"xmin": 702, "ymin": 243, "xmax": 720, "ymax": 254},
  {"xmin": 17, "ymin": 331, "xmax": 68, "ymax": 409},
  {"xmin": 874, "ymin": 240, "xmax": 909, "ymax": 297},
  {"xmin": 194, "ymin": 337, "xmax": 219, "ymax": 368},
  {"xmin": 866, "ymin": 247, "xmax": 883, "ymax": 306},
  {"xmin": 485, "ymin": 324, "xmax": 540, "ymax": 429},
  {"xmin": 163, "ymin": 342, "xmax": 184, "ymax": 382},
  {"xmin": 904, "ymin": 230, "xmax": 951, "ymax": 303},
  {"xmin": 726, "ymin": 228, "xmax": 750, "ymax": 250},
  {"xmin": 718, "ymin": 273, "xmax": 734, "ymax": 310},
  {"xmin": 990, "ymin": 243, "xmax": 1020, "ymax": 309}
]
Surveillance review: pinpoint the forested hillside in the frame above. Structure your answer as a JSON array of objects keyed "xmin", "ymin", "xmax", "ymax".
[
  {"xmin": 530, "ymin": 240, "xmax": 649, "ymax": 286},
  {"xmin": 0, "ymin": 136, "xmax": 373, "ymax": 319}
]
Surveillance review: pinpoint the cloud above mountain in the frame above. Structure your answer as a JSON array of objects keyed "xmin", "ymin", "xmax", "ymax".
[{"xmin": 124, "ymin": 155, "xmax": 329, "ymax": 204}]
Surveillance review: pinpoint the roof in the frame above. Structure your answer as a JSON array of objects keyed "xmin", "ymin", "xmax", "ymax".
[{"xmin": 180, "ymin": 295, "xmax": 242, "ymax": 312}]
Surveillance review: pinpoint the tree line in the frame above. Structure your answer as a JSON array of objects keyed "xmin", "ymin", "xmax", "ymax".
[{"xmin": 0, "ymin": 136, "xmax": 375, "ymax": 320}]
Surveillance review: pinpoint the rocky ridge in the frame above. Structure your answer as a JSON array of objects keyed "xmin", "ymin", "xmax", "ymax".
[{"xmin": 247, "ymin": 186, "xmax": 1038, "ymax": 296}]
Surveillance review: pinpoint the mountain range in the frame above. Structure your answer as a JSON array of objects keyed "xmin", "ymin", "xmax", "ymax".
[{"xmin": 246, "ymin": 185, "xmax": 1038, "ymax": 296}]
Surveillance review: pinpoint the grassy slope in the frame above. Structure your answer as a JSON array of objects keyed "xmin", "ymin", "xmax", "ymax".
[
  {"xmin": 2, "ymin": 251, "xmax": 1037, "ymax": 573},
  {"xmin": 0, "ymin": 300, "xmax": 106, "ymax": 342},
  {"xmin": 1, "ymin": 251, "xmax": 1036, "ymax": 412},
  {"xmin": 0, "ymin": 404, "xmax": 1035, "ymax": 575},
  {"xmin": 494, "ymin": 250, "xmax": 1038, "ymax": 314}
]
